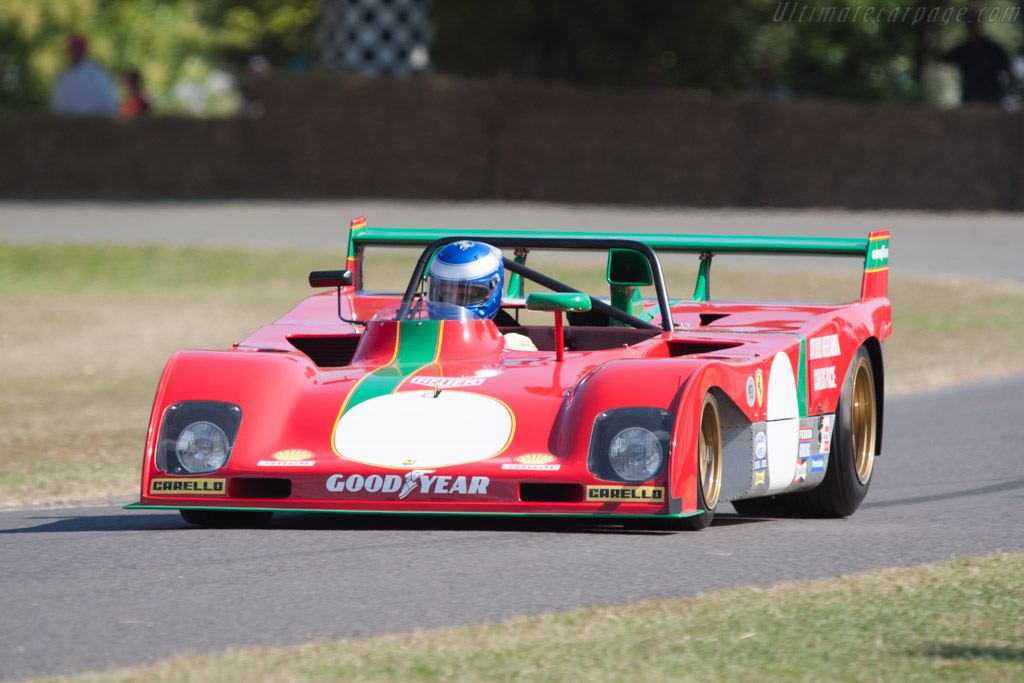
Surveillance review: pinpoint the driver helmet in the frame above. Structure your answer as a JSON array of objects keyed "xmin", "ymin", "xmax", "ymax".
[{"xmin": 426, "ymin": 240, "xmax": 504, "ymax": 319}]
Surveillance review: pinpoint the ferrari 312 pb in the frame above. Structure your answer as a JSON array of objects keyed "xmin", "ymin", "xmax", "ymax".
[{"xmin": 129, "ymin": 220, "xmax": 892, "ymax": 530}]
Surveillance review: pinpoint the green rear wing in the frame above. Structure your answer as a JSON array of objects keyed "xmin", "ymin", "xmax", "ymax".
[{"xmin": 345, "ymin": 221, "xmax": 890, "ymax": 302}]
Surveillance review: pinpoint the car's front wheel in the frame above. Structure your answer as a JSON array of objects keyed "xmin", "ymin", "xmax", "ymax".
[{"xmin": 666, "ymin": 392, "xmax": 722, "ymax": 531}]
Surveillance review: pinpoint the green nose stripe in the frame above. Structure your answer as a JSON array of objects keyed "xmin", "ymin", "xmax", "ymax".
[{"xmin": 340, "ymin": 320, "xmax": 442, "ymax": 417}]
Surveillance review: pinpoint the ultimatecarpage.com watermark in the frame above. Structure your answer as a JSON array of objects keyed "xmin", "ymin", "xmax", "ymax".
[{"xmin": 773, "ymin": 3, "xmax": 1021, "ymax": 24}]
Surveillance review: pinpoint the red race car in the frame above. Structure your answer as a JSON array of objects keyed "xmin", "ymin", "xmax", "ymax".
[{"xmin": 129, "ymin": 220, "xmax": 891, "ymax": 530}]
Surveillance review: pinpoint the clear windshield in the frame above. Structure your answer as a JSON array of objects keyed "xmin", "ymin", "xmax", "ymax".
[
  {"xmin": 370, "ymin": 300, "xmax": 477, "ymax": 322},
  {"xmin": 427, "ymin": 275, "xmax": 500, "ymax": 308}
]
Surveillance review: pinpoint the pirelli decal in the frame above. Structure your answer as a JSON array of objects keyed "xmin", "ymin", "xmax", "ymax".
[
  {"xmin": 586, "ymin": 485, "xmax": 665, "ymax": 502},
  {"xmin": 150, "ymin": 478, "xmax": 226, "ymax": 495}
]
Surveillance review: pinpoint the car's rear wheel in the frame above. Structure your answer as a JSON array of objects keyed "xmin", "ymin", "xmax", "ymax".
[
  {"xmin": 180, "ymin": 509, "xmax": 274, "ymax": 527},
  {"xmin": 732, "ymin": 346, "xmax": 878, "ymax": 518},
  {"xmin": 667, "ymin": 393, "xmax": 722, "ymax": 531}
]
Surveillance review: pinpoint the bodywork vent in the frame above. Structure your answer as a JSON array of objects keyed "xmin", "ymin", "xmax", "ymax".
[
  {"xmin": 666, "ymin": 340, "xmax": 741, "ymax": 357},
  {"xmin": 288, "ymin": 335, "xmax": 360, "ymax": 367},
  {"xmin": 228, "ymin": 478, "xmax": 292, "ymax": 499},
  {"xmin": 520, "ymin": 483, "xmax": 584, "ymax": 503}
]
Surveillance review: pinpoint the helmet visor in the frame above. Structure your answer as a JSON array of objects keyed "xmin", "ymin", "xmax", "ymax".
[{"xmin": 428, "ymin": 276, "xmax": 499, "ymax": 308}]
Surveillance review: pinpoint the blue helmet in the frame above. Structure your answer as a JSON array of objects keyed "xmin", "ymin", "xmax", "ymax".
[{"xmin": 426, "ymin": 241, "xmax": 504, "ymax": 319}]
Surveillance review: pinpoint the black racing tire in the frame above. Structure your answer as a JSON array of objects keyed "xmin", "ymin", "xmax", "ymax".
[
  {"xmin": 665, "ymin": 393, "xmax": 722, "ymax": 531},
  {"xmin": 180, "ymin": 509, "xmax": 274, "ymax": 528},
  {"xmin": 732, "ymin": 345, "xmax": 878, "ymax": 519}
]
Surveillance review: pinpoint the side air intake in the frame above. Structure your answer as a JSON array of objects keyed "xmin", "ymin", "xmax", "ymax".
[{"xmin": 287, "ymin": 336, "xmax": 360, "ymax": 367}]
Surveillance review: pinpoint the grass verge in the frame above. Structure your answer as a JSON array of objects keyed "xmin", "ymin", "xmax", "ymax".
[
  {"xmin": 3, "ymin": 243, "xmax": 1024, "ymax": 507},
  {"xmin": 32, "ymin": 552, "xmax": 1024, "ymax": 682}
]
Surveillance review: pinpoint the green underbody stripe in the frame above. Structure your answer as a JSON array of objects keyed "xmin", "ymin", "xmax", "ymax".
[{"xmin": 125, "ymin": 503, "xmax": 705, "ymax": 520}]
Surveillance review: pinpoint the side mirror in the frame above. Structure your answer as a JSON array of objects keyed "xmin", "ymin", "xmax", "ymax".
[
  {"xmin": 525, "ymin": 292, "xmax": 592, "ymax": 312},
  {"xmin": 526, "ymin": 293, "xmax": 591, "ymax": 363},
  {"xmin": 309, "ymin": 270, "xmax": 353, "ymax": 288},
  {"xmin": 607, "ymin": 248, "xmax": 653, "ymax": 287}
]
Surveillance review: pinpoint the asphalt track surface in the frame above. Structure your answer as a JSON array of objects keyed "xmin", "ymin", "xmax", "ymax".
[
  {"xmin": 2, "ymin": 202, "xmax": 1023, "ymax": 679},
  {"xmin": 3, "ymin": 376, "xmax": 1023, "ymax": 680}
]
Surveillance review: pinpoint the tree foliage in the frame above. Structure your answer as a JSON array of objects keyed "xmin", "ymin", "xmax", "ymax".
[
  {"xmin": 1, "ymin": 0, "xmax": 1020, "ymax": 114},
  {"xmin": 431, "ymin": 0, "xmax": 1022, "ymax": 103},
  {"xmin": 0, "ymin": 0, "xmax": 319, "ymax": 114}
]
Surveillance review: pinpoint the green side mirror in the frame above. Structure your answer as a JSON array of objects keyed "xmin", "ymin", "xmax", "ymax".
[
  {"xmin": 607, "ymin": 248, "xmax": 653, "ymax": 287},
  {"xmin": 525, "ymin": 292, "xmax": 592, "ymax": 312}
]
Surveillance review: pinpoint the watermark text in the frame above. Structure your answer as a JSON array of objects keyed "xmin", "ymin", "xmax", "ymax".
[{"xmin": 773, "ymin": 3, "xmax": 1021, "ymax": 25}]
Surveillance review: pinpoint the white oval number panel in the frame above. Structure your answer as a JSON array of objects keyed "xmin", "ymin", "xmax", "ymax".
[
  {"xmin": 766, "ymin": 350, "xmax": 800, "ymax": 492},
  {"xmin": 335, "ymin": 391, "xmax": 513, "ymax": 468}
]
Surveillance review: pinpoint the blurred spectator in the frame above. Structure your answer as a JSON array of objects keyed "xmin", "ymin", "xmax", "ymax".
[
  {"xmin": 238, "ymin": 55, "xmax": 271, "ymax": 117},
  {"xmin": 119, "ymin": 69, "xmax": 150, "ymax": 117},
  {"xmin": 50, "ymin": 33, "xmax": 118, "ymax": 116},
  {"xmin": 940, "ymin": 12, "xmax": 1013, "ymax": 105},
  {"xmin": 743, "ymin": 61, "xmax": 794, "ymax": 102}
]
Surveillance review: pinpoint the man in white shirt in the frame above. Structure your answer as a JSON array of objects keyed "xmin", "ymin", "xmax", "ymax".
[{"xmin": 51, "ymin": 33, "xmax": 118, "ymax": 116}]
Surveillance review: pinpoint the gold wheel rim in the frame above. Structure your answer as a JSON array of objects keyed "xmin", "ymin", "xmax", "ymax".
[
  {"xmin": 698, "ymin": 396, "xmax": 722, "ymax": 510},
  {"xmin": 851, "ymin": 358, "xmax": 877, "ymax": 485}
]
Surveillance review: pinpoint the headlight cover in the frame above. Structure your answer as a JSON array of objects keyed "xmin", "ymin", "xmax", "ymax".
[
  {"xmin": 176, "ymin": 421, "xmax": 231, "ymax": 473},
  {"xmin": 608, "ymin": 427, "xmax": 663, "ymax": 481},
  {"xmin": 155, "ymin": 401, "xmax": 242, "ymax": 475},
  {"xmin": 588, "ymin": 407, "xmax": 672, "ymax": 482}
]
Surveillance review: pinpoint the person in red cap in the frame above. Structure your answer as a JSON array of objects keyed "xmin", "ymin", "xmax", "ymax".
[
  {"xmin": 51, "ymin": 33, "xmax": 118, "ymax": 116},
  {"xmin": 119, "ymin": 69, "xmax": 150, "ymax": 117}
]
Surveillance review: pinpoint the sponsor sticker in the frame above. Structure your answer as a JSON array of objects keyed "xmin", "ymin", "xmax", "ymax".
[
  {"xmin": 150, "ymin": 478, "xmax": 226, "ymax": 495},
  {"xmin": 793, "ymin": 458, "xmax": 809, "ymax": 484},
  {"xmin": 409, "ymin": 376, "xmax": 486, "ymax": 389},
  {"xmin": 745, "ymin": 376, "xmax": 756, "ymax": 407},
  {"xmin": 754, "ymin": 471, "xmax": 766, "ymax": 486},
  {"xmin": 502, "ymin": 453, "xmax": 560, "ymax": 470},
  {"xmin": 819, "ymin": 415, "xmax": 835, "ymax": 455},
  {"xmin": 325, "ymin": 471, "xmax": 490, "ymax": 498},
  {"xmin": 516, "ymin": 453, "xmax": 555, "ymax": 464},
  {"xmin": 866, "ymin": 237, "xmax": 890, "ymax": 270},
  {"xmin": 813, "ymin": 366, "xmax": 837, "ymax": 391},
  {"xmin": 798, "ymin": 427, "xmax": 813, "ymax": 460},
  {"xmin": 755, "ymin": 431, "xmax": 767, "ymax": 458},
  {"xmin": 586, "ymin": 485, "xmax": 665, "ymax": 502},
  {"xmin": 270, "ymin": 449, "xmax": 314, "ymax": 461},
  {"xmin": 258, "ymin": 460, "xmax": 315, "ymax": 467},
  {"xmin": 502, "ymin": 463, "xmax": 560, "ymax": 471},
  {"xmin": 809, "ymin": 334, "xmax": 841, "ymax": 361},
  {"xmin": 755, "ymin": 370, "xmax": 764, "ymax": 407},
  {"xmin": 811, "ymin": 455, "xmax": 826, "ymax": 472}
]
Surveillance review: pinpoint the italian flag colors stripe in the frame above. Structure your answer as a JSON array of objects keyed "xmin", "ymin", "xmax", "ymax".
[{"xmin": 337, "ymin": 321, "xmax": 443, "ymax": 418}]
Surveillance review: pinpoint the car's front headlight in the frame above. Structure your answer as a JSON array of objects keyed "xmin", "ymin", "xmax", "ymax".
[
  {"xmin": 176, "ymin": 421, "xmax": 231, "ymax": 473},
  {"xmin": 608, "ymin": 427, "xmax": 663, "ymax": 481},
  {"xmin": 155, "ymin": 401, "xmax": 242, "ymax": 475},
  {"xmin": 588, "ymin": 407, "xmax": 672, "ymax": 482}
]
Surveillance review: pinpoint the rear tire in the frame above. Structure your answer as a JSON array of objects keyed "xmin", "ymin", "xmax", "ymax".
[
  {"xmin": 732, "ymin": 346, "xmax": 878, "ymax": 518},
  {"xmin": 180, "ymin": 509, "xmax": 274, "ymax": 528},
  {"xmin": 666, "ymin": 393, "xmax": 722, "ymax": 531}
]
